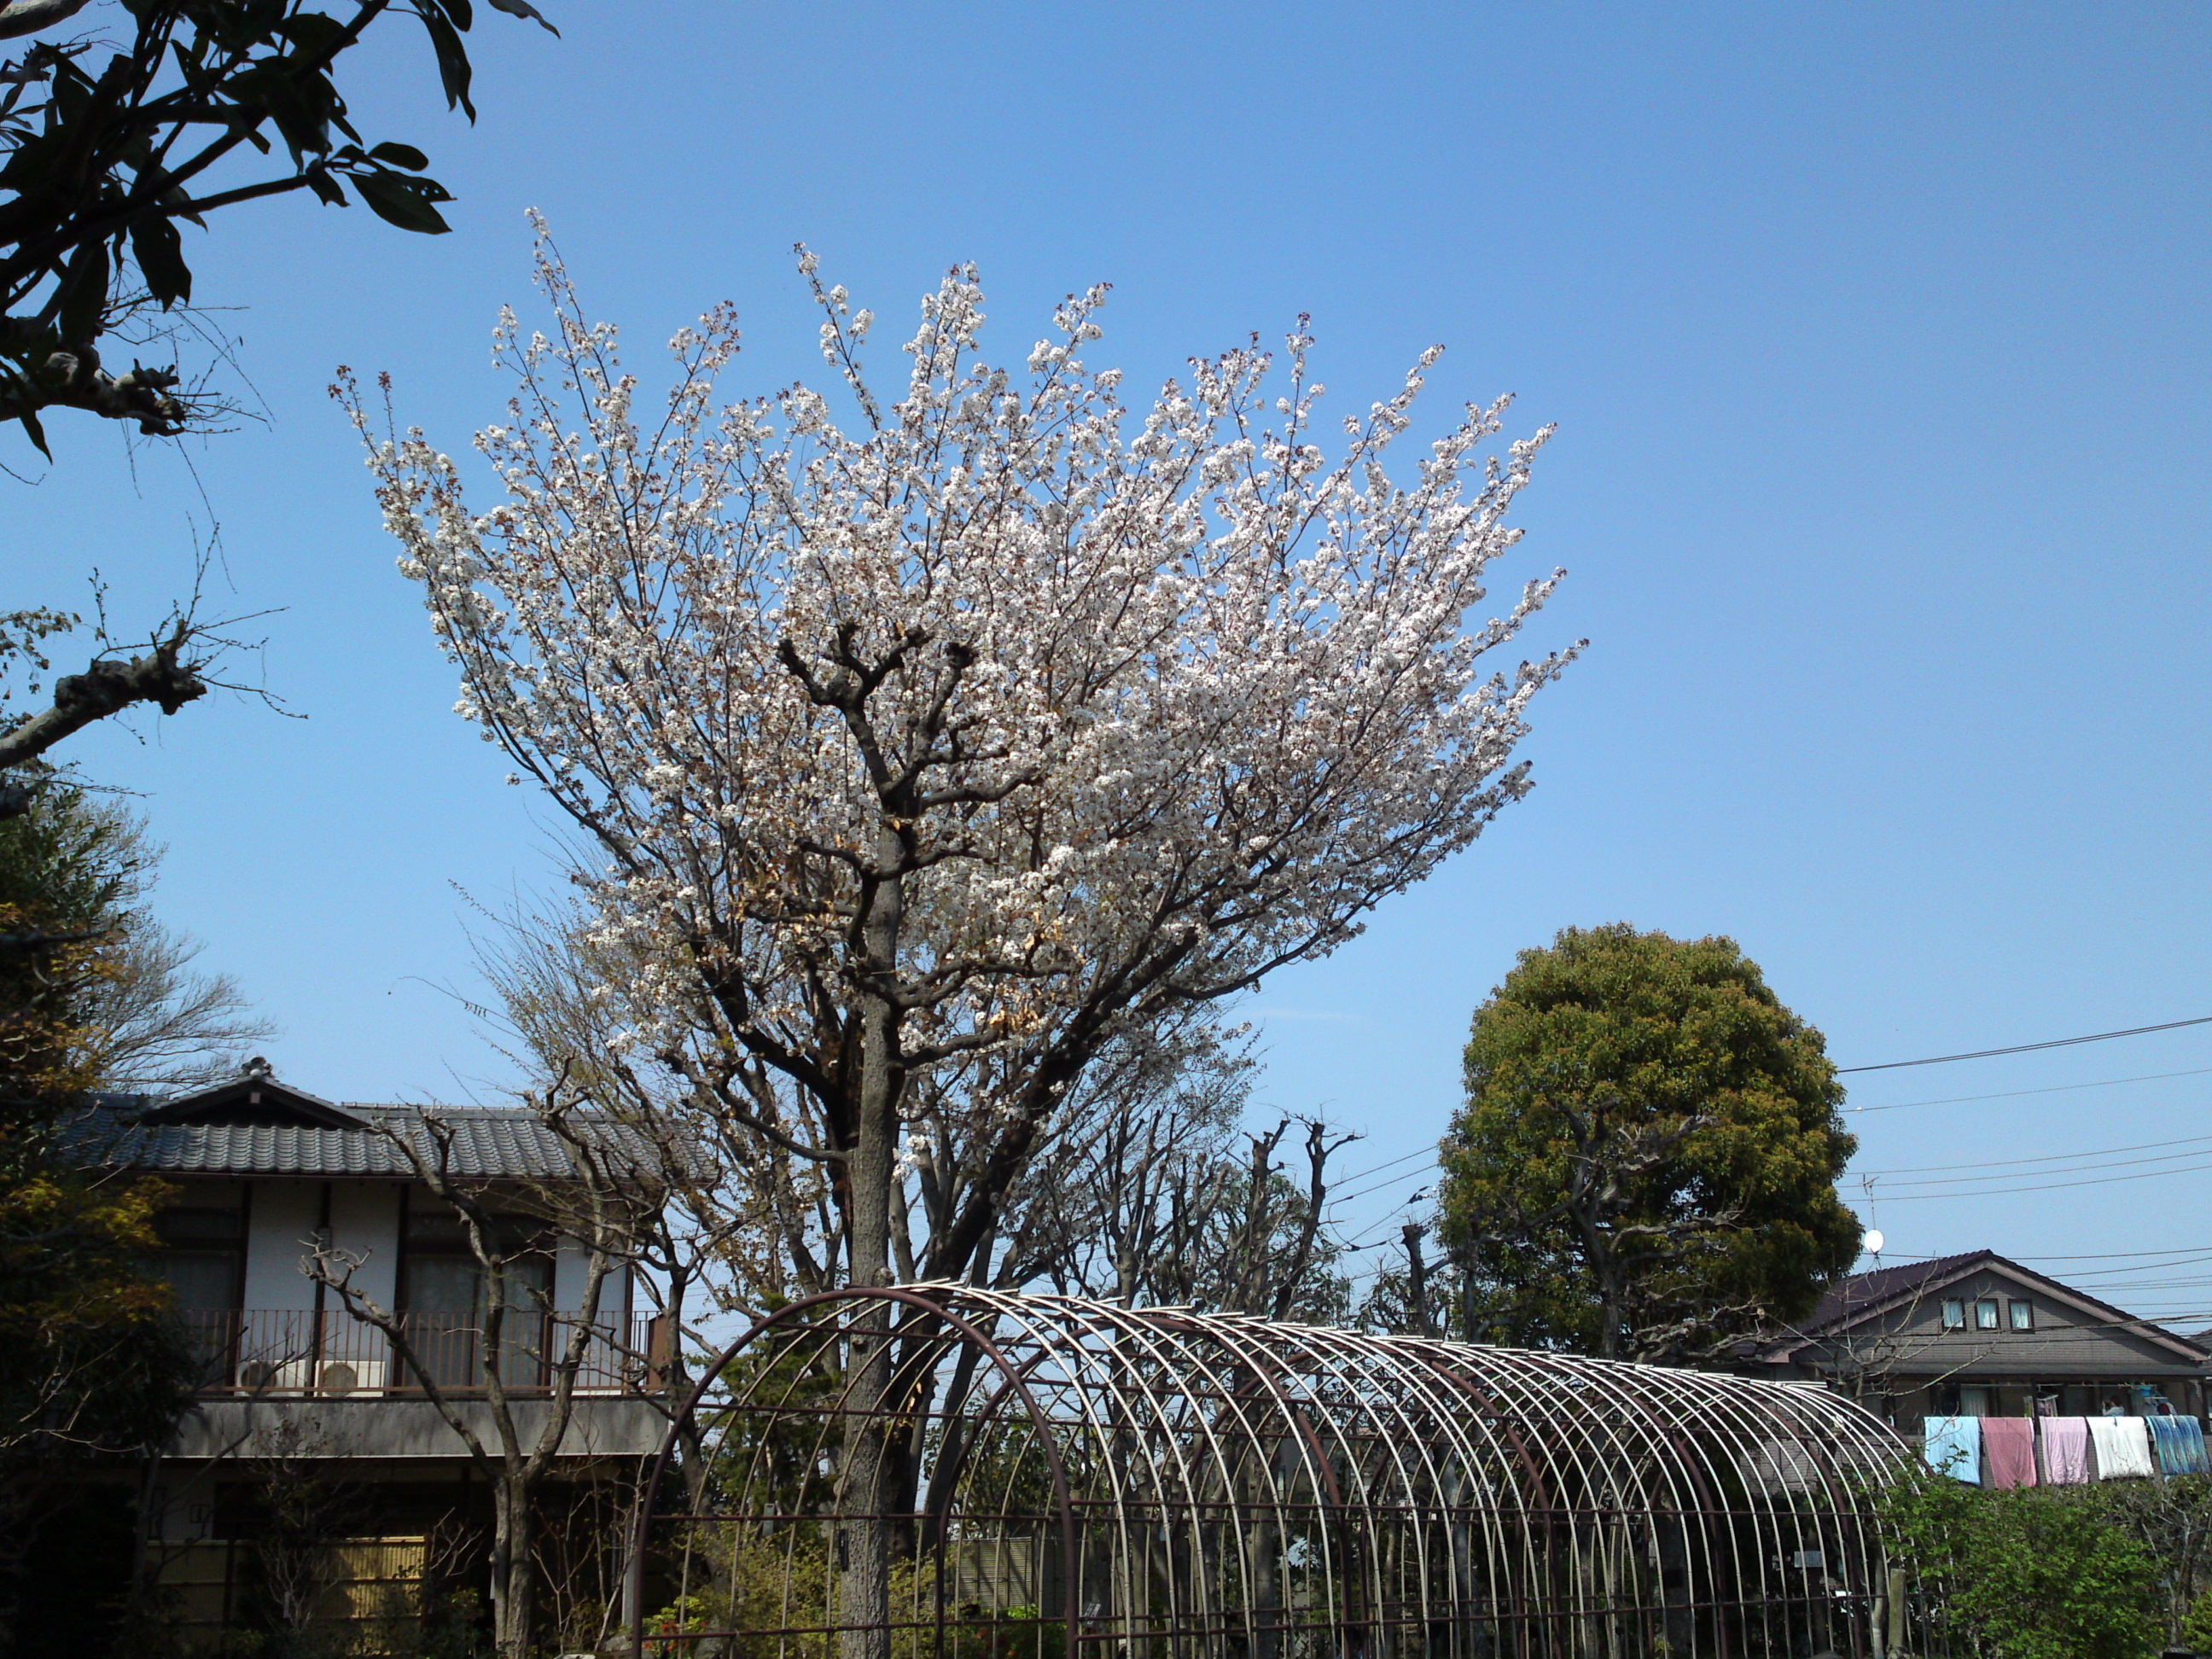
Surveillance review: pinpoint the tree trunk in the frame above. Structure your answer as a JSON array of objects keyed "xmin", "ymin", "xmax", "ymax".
[
  {"xmin": 492, "ymin": 1476, "xmax": 538, "ymax": 1659},
  {"xmin": 839, "ymin": 847, "xmax": 905, "ymax": 1659}
]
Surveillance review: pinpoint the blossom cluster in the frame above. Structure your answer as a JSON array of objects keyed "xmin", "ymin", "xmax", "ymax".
[{"xmin": 346, "ymin": 228, "xmax": 1576, "ymax": 1274}]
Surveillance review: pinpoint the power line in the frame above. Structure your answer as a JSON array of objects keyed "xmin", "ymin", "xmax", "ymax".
[
  {"xmin": 1838, "ymin": 1016, "xmax": 2212, "ymax": 1074},
  {"xmin": 1341, "ymin": 1194, "xmax": 1430, "ymax": 1249},
  {"xmin": 1882, "ymin": 1152, "xmax": 2212, "ymax": 1191},
  {"xmin": 1860, "ymin": 1132, "xmax": 2212, "ymax": 1180},
  {"xmin": 1861, "ymin": 1246, "xmax": 2212, "ymax": 1263},
  {"xmin": 1849, "ymin": 1066, "xmax": 2212, "ymax": 1114},
  {"xmin": 1330, "ymin": 1077, "xmax": 2212, "ymax": 1205},
  {"xmin": 1324, "ymin": 1050, "xmax": 2212, "ymax": 1207},
  {"xmin": 1871, "ymin": 1155, "xmax": 2212, "ymax": 1202},
  {"xmin": 1328, "ymin": 1067, "xmax": 2211, "ymax": 1210},
  {"xmin": 2060, "ymin": 1284, "xmax": 2212, "ymax": 1298},
  {"xmin": 1328, "ymin": 1145, "xmax": 1435, "ymax": 1188},
  {"xmin": 1327, "ymin": 1162, "xmax": 1438, "ymax": 1208},
  {"xmin": 2042, "ymin": 1252, "xmax": 2212, "ymax": 1281}
]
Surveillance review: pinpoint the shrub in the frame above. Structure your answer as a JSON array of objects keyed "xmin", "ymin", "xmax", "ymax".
[{"xmin": 1880, "ymin": 1473, "xmax": 2163, "ymax": 1659}]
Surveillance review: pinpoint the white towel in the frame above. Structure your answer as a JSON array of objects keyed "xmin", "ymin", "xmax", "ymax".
[{"xmin": 2088, "ymin": 1415, "xmax": 2157, "ymax": 1480}]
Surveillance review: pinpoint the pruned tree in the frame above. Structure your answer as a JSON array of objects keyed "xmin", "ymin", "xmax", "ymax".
[
  {"xmin": 0, "ymin": 603, "xmax": 215, "ymax": 822},
  {"xmin": 1436, "ymin": 923, "xmax": 1860, "ymax": 1365},
  {"xmin": 304, "ymin": 1077, "xmax": 660, "ymax": 1659},
  {"xmin": 1003, "ymin": 1076, "xmax": 1356, "ymax": 1323},
  {"xmin": 348, "ymin": 226, "xmax": 1576, "ymax": 1659}
]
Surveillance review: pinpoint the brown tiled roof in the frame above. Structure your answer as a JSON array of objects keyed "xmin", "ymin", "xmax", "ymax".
[
  {"xmin": 1796, "ymin": 1250, "xmax": 1993, "ymax": 1335},
  {"xmin": 1761, "ymin": 1249, "xmax": 2209, "ymax": 1367}
]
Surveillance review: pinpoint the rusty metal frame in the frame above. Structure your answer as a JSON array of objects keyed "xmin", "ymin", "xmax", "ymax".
[{"xmin": 629, "ymin": 1288, "xmax": 1914, "ymax": 1659}]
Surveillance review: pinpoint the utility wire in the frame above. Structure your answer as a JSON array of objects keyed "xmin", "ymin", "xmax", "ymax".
[
  {"xmin": 1325, "ymin": 1046, "xmax": 2211, "ymax": 1208},
  {"xmin": 1861, "ymin": 1132, "xmax": 2212, "ymax": 1179},
  {"xmin": 1341, "ymin": 1194, "xmax": 1430, "ymax": 1249},
  {"xmin": 1881, "ymin": 1153, "xmax": 2212, "ymax": 1191},
  {"xmin": 1871, "ymin": 1155, "xmax": 2212, "ymax": 1202},
  {"xmin": 2040, "ymin": 1252, "xmax": 2212, "ymax": 1281},
  {"xmin": 1839, "ymin": 1015, "xmax": 2212, "ymax": 1074},
  {"xmin": 1327, "ymin": 1145, "xmax": 1436, "ymax": 1189},
  {"xmin": 1327, "ymin": 1162, "xmax": 1439, "ymax": 1208},
  {"xmin": 1854, "ymin": 1246, "xmax": 2212, "ymax": 1263},
  {"xmin": 1328, "ymin": 1073, "xmax": 2212, "ymax": 1202},
  {"xmin": 1849, "ymin": 1066, "xmax": 2212, "ymax": 1114}
]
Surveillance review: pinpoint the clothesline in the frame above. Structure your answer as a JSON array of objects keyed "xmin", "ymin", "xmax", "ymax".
[{"xmin": 1924, "ymin": 1412, "xmax": 2204, "ymax": 1487}]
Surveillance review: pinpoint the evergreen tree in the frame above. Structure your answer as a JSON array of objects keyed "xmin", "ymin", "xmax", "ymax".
[{"xmin": 1436, "ymin": 923, "xmax": 1860, "ymax": 1363}]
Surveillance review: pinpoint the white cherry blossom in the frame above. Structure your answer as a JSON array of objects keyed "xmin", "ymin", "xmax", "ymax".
[{"xmin": 342, "ymin": 225, "xmax": 1580, "ymax": 1305}]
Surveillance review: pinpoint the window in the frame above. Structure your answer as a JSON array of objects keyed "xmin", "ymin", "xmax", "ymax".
[
  {"xmin": 153, "ymin": 1182, "xmax": 247, "ymax": 1380},
  {"xmin": 154, "ymin": 1181, "xmax": 247, "ymax": 1305},
  {"xmin": 399, "ymin": 1197, "xmax": 552, "ymax": 1389},
  {"xmin": 2010, "ymin": 1301, "xmax": 2034, "ymax": 1331},
  {"xmin": 1941, "ymin": 1298, "xmax": 1966, "ymax": 1330},
  {"xmin": 1976, "ymin": 1299, "xmax": 2001, "ymax": 1330}
]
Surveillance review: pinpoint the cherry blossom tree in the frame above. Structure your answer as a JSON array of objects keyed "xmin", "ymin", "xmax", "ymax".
[{"xmin": 345, "ymin": 225, "xmax": 1579, "ymax": 1659}]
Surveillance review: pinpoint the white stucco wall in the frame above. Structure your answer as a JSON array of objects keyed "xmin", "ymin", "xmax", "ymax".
[
  {"xmin": 240, "ymin": 1181, "xmax": 321, "ymax": 1310},
  {"xmin": 329, "ymin": 1183, "xmax": 400, "ymax": 1308},
  {"xmin": 238, "ymin": 1182, "xmax": 404, "ymax": 1313}
]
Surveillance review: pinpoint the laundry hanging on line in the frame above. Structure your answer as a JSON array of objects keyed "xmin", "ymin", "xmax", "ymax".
[
  {"xmin": 2039, "ymin": 1417, "xmax": 2093, "ymax": 1486},
  {"xmin": 2088, "ymin": 1415, "xmax": 2158, "ymax": 1481},
  {"xmin": 2149, "ymin": 1415, "xmax": 2209, "ymax": 1477},
  {"xmin": 1981, "ymin": 1417, "xmax": 2037, "ymax": 1488},
  {"xmin": 1923, "ymin": 1416, "xmax": 1981, "ymax": 1484}
]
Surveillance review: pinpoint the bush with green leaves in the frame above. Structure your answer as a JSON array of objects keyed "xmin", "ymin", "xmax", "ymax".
[{"xmin": 1880, "ymin": 1471, "xmax": 2164, "ymax": 1659}]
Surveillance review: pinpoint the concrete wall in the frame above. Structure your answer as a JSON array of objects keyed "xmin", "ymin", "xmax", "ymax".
[{"xmin": 169, "ymin": 1395, "xmax": 669, "ymax": 1460}]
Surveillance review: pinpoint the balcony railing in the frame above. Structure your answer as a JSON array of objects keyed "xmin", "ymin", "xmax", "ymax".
[{"xmin": 172, "ymin": 1307, "xmax": 668, "ymax": 1397}]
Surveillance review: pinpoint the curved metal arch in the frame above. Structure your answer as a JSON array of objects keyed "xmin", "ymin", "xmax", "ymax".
[
  {"xmin": 631, "ymin": 1289, "xmax": 1914, "ymax": 1659},
  {"xmin": 625, "ymin": 1287, "xmax": 1083, "ymax": 1659}
]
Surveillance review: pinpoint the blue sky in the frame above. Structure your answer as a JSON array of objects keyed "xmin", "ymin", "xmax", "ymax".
[{"xmin": 15, "ymin": 3, "xmax": 2212, "ymax": 1315}]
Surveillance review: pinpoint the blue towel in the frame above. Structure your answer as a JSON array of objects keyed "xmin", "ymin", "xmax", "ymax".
[
  {"xmin": 1924, "ymin": 1416, "xmax": 1982, "ymax": 1484},
  {"xmin": 2179, "ymin": 1418, "xmax": 2212, "ymax": 1475},
  {"xmin": 2150, "ymin": 1417, "xmax": 2209, "ymax": 1476}
]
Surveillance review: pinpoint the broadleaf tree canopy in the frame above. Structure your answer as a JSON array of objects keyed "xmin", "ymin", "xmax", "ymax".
[
  {"xmin": 1435, "ymin": 923, "xmax": 1860, "ymax": 1364},
  {"xmin": 0, "ymin": 0, "xmax": 555, "ymax": 454}
]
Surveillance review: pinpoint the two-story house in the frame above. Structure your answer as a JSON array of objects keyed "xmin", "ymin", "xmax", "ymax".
[
  {"xmin": 1746, "ymin": 1249, "xmax": 2209, "ymax": 1432},
  {"xmin": 64, "ymin": 1060, "xmax": 675, "ymax": 1650}
]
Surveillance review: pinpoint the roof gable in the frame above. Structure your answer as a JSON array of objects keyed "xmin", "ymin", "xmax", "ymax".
[
  {"xmin": 1770, "ymin": 1249, "xmax": 2208, "ymax": 1368},
  {"xmin": 133, "ymin": 1058, "xmax": 366, "ymax": 1130}
]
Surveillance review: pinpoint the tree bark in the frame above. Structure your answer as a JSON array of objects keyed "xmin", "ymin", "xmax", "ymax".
[
  {"xmin": 838, "ymin": 833, "xmax": 906, "ymax": 1659},
  {"xmin": 0, "ymin": 625, "xmax": 207, "ymax": 815},
  {"xmin": 492, "ymin": 1476, "xmax": 538, "ymax": 1659}
]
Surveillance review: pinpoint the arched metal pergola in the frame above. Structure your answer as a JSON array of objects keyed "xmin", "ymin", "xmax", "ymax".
[{"xmin": 628, "ymin": 1287, "xmax": 1917, "ymax": 1659}]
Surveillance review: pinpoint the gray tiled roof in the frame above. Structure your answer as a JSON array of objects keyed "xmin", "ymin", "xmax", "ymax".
[{"xmin": 67, "ymin": 1097, "xmax": 659, "ymax": 1182}]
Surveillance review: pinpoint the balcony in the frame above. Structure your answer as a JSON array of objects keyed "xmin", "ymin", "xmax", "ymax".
[{"xmin": 173, "ymin": 1307, "xmax": 667, "ymax": 1397}]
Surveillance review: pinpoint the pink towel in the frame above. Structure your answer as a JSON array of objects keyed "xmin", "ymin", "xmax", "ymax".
[
  {"xmin": 2040, "ymin": 1417, "xmax": 2092, "ymax": 1485},
  {"xmin": 1983, "ymin": 1417, "xmax": 2038, "ymax": 1488}
]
